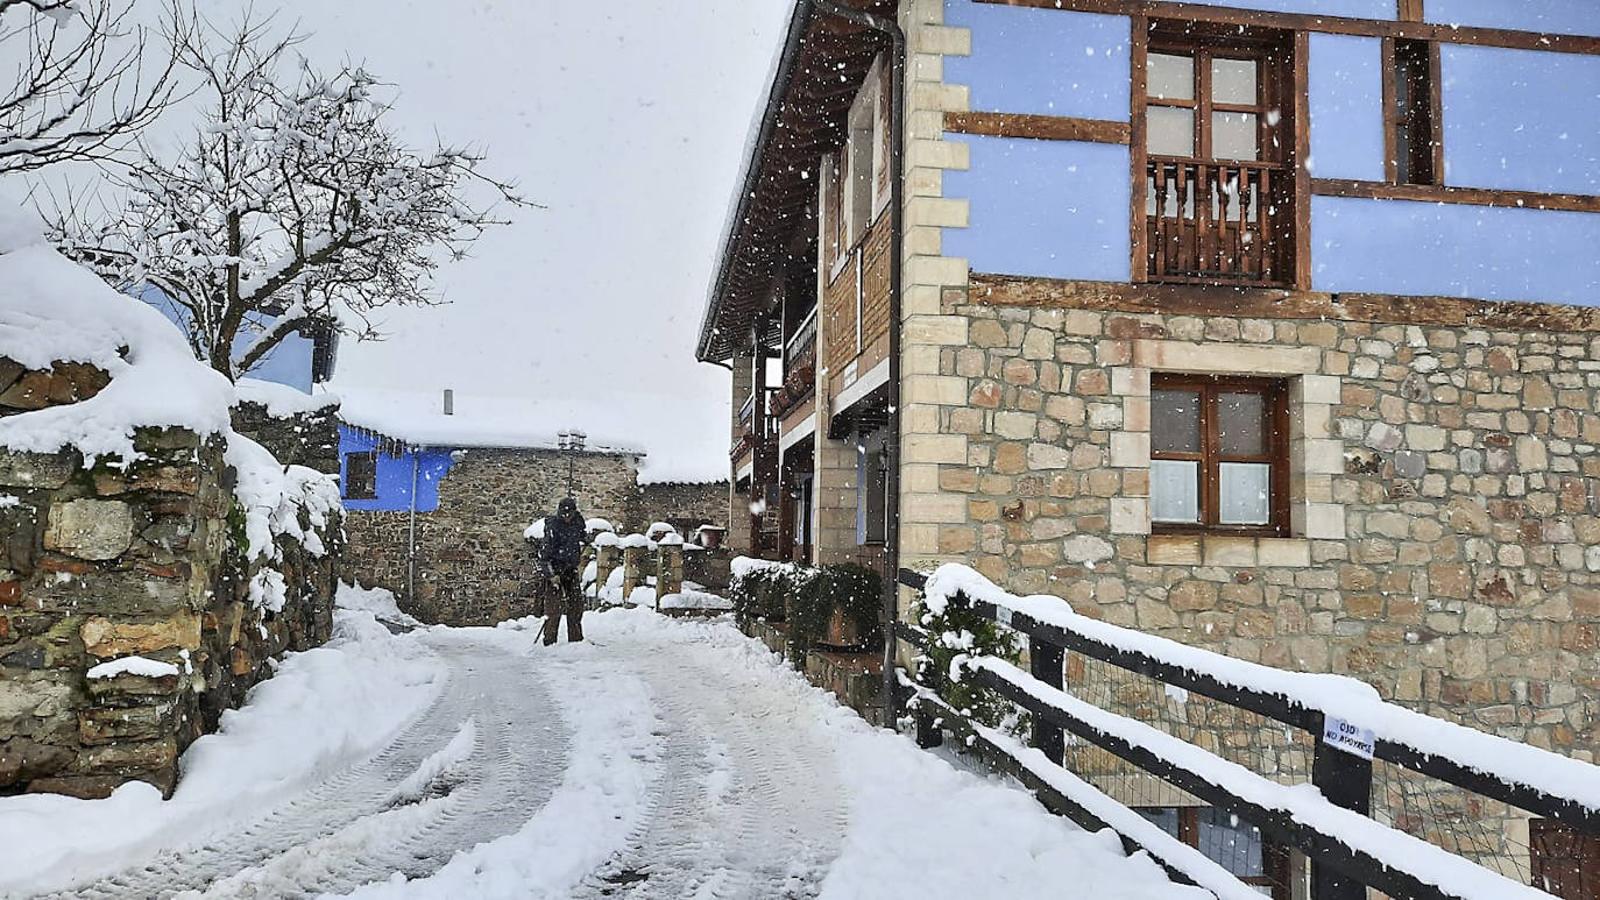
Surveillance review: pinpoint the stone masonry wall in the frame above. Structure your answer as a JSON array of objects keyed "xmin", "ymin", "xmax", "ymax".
[
  {"xmin": 230, "ymin": 399, "xmax": 340, "ymax": 475},
  {"xmin": 343, "ymin": 448, "xmax": 641, "ymax": 626},
  {"xmin": 0, "ymin": 427, "xmax": 339, "ymax": 798},
  {"xmin": 925, "ymin": 277, "xmax": 1599, "ymax": 763},
  {"xmin": 635, "ymin": 481, "xmax": 728, "ymax": 535}
]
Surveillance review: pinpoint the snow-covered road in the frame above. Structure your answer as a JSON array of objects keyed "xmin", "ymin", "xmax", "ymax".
[{"xmin": 2, "ymin": 606, "xmax": 1201, "ymax": 900}]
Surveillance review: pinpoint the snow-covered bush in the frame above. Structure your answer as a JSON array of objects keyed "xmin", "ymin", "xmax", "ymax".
[
  {"xmin": 728, "ymin": 556, "xmax": 809, "ymax": 627},
  {"xmin": 911, "ymin": 582, "xmax": 1030, "ymax": 740}
]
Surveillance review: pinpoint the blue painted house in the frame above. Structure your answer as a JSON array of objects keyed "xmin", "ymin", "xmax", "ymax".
[
  {"xmin": 142, "ymin": 287, "xmax": 338, "ymax": 392},
  {"xmin": 699, "ymin": 2, "xmax": 1600, "ymax": 892}
]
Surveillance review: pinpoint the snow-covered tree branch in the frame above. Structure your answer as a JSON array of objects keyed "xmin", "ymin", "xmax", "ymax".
[
  {"xmin": 0, "ymin": 0, "xmax": 178, "ymax": 173},
  {"xmin": 50, "ymin": 16, "xmax": 527, "ymax": 379}
]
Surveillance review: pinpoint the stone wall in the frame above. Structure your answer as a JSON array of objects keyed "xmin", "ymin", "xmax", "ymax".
[
  {"xmin": 921, "ymin": 276, "xmax": 1600, "ymax": 761},
  {"xmin": 230, "ymin": 399, "xmax": 340, "ymax": 475},
  {"xmin": 343, "ymin": 448, "xmax": 641, "ymax": 626},
  {"xmin": 0, "ymin": 427, "xmax": 339, "ymax": 798},
  {"xmin": 635, "ymin": 481, "xmax": 728, "ymax": 535}
]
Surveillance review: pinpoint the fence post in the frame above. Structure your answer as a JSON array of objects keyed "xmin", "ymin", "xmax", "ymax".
[
  {"xmin": 621, "ymin": 545, "xmax": 645, "ymax": 606},
  {"xmin": 1029, "ymin": 636, "xmax": 1066, "ymax": 765},
  {"xmin": 1311, "ymin": 713, "xmax": 1373, "ymax": 900}
]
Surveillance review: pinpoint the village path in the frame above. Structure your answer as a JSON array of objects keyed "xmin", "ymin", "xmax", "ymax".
[{"xmin": 19, "ymin": 609, "xmax": 1195, "ymax": 900}]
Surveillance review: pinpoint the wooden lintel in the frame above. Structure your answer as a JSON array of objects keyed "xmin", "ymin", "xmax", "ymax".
[
  {"xmin": 967, "ymin": 272, "xmax": 1600, "ymax": 333},
  {"xmin": 943, "ymin": 111, "xmax": 1130, "ymax": 144},
  {"xmin": 1312, "ymin": 178, "xmax": 1600, "ymax": 214},
  {"xmin": 973, "ymin": 0, "xmax": 1600, "ymax": 57}
]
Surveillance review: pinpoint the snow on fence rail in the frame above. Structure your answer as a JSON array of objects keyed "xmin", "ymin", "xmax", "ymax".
[{"xmin": 895, "ymin": 565, "xmax": 1600, "ymax": 900}]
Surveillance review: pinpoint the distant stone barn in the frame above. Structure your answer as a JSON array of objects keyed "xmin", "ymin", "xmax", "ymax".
[{"xmin": 333, "ymin": 390, "xmax": 727, "ymax": 625}]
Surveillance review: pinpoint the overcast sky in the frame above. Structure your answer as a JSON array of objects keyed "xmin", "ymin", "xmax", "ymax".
[{"xmin": 257, "ymin": 0, "xmax": 792, "ymax": 478}]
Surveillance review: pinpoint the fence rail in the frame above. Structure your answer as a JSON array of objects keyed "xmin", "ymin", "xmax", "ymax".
[{"xmin": 894, "ymin": 567, "xmax": 1600, "ymax": 900}]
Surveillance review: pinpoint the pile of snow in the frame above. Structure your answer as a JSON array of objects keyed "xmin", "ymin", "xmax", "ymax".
[
  {"xmin": 226, "ymin": 434, "xmax": 341, "ymax": 611},
  {"xmin": 232, "ymin": 378, "xmax": 339, "ymax": 417},
  {"xmin": 0, "ymin": 213, "xmax": 234, "ymax": 462},
  {"xmin": 635, "ymin": 455, "xmax": 728, "ymax": 486},
  {"xmin": 619, "ymin": 533, "xmax": 652, "ymax": 550},
  {"xmin": 85, "ymin": 656, "xmax": 181, "ymax": 680},
  {"xmin": 585, "ymin": 518, "xmax": 614, "ymax": 533},
  {"xmin": 645, "ymin": 522, "xmax": 677, "ymax": 541},
  {"xmin": 657, "ymin": 589, "xmax": 733, "ymax": 612},
  {"xmin": 592, "ymin": 531, "xmax": 620, "ymax": 549},
  {"xmin": 0, "ymin": 608, "xmax": 444, "ymax": 895},
  {"xmin": 336, "ymin": 582, "xmax": 424, "ymax": 629},
  {"xmin": 524, "ymin": 519, "xmax": 545, "ymax": 541},
  {"xmin": 657, "ymin": 532, "xmax": 684, "ymax": 548}
]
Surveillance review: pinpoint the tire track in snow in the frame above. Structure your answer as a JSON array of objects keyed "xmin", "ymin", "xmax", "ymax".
[
  {"xmin": 571, "ymin": 633, "xmax": 846, "ymax": 900},
  {"xmin": 44, "ymin": 632, "xmax": 571, "ymax": 900}
]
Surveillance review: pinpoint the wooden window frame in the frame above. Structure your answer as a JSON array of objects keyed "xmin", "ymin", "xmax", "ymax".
[
  {"xmin": 1150, "ymin": 374, "xmax": 1290, "ymax": 537},
  {"xmin": 1137, "ymin": 21, "xmax": 1301, "ymax": 288},
  {"xmin": 343, "ymin": 451, "xmax": 377, "ymax": 501},
  {"xmin": 1382, "ymin": 36, "xmax": 1443, "ymax": 186}
]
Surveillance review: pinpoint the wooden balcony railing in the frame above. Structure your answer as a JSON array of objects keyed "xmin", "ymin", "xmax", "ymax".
[
  {"xmin": 732, "ymin": 388, "xmax": 779, "ymax": 460},
  {"xmin": 771, "ymin": 314, "xmax": 818, "ymax": 420},
  {"xmin": 1145, "ymin": 156, "xmax": 1290, "ymax": 286}
]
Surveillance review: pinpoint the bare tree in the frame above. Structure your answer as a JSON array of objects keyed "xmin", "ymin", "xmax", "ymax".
[
  {"xmin": 0, "ymin": 0, "xmax": 177, "ymax": 173},
  {"xmin": 52, "ymin": 16, "xmax": 526, "ymax": 379}
]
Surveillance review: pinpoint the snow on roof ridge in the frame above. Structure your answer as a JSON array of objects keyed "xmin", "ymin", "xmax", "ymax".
[{"xmin": 334, "ymin": 387, "xmax": 645, "ymax": 455}]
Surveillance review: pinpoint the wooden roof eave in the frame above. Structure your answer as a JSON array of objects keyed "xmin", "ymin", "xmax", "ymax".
[{"xmin": 695, "ymin": 0, "xmax": 891, "ymax": 364}]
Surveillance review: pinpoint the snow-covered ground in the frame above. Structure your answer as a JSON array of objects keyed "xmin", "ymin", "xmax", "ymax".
[{"xmin": 1, "ymin": 606, "xmax": 1199, "ymax": 899}]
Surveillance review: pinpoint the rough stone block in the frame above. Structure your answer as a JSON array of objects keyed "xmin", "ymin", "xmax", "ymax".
[
  {"xmin": 80, "ymin": 614, "xmax": 201, "ymax": 658},
  {"xmin": 44, "ymin": 499, "xmax": 134, "ymax": 561}
]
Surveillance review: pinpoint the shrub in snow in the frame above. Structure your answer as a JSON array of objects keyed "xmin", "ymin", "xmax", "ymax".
[
  {"xmin": 728, "ymin": 557, "xmax": 809, "ymax": 627},
  {"xmin": 912, "ymin": 580, "xmax": 1030, "ymax": 740},
  {"xmin": 785, "ymin": 563, "xmax": 882, "ymax": 659}
]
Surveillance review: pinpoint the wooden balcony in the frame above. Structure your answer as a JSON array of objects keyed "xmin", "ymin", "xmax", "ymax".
[
  {"xmin": 770, "ymin": 312, "xmax": 817, "ymax": 421},
  {"xmin": 732, "ymin": 388, "xmax": 779, "ymax": 460},
  {"xmin": 1145, "ymin": 156, "xmax": 1291, "ymax": 287}
]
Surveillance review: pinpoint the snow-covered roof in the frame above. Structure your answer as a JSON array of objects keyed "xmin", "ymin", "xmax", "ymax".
[
  {"xmin": 331, "ymin": 385, "xmax": 645, "ymax": 455},
  {"xmin": 0, "ymin": 212, "xmax": 234, "ymax": 461},
  {"xmin": 636, "ymin": 455, "xmax": 729, "ymax": 486}
]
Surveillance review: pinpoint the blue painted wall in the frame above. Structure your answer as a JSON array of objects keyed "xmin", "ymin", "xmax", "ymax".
[
  {"xmin": 939, "ymin": 0, "xmax": 1600, "ymax": 305},
  {"xmin": 141, "ymin": 287, "xmax": 319, "ymax": 391},
  {"xmin": 1441, "ymin": 45, "xmax": 1600, "ymax": 196},
  {"xmin": 1312, "ymin": 196, "xmax": 1600, "ymax": 302},
  {"xmin": 337, "ymin": 425, "xmax": 458, "ymax": 513},
  {"xmin": 945, "ymin": 2, "xmax": 1130, "ymax": 121},
  {"xmin": 1426, "ymin": 0, "xmax": 1600, "ymax": 39},
  {"xmin": 1307, "ymin": 33, "xmax": 1385, "ymax": 182},
  {"xmin": 944, "ymin": 136, "xmax": 1132, "ymax": 282}
]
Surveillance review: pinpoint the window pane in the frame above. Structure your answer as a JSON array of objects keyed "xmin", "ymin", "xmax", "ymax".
[
  {"xmin": 1151, "ymin": 460, "xmax": 1201, "ymax": 523},
  {"xmin": 1212, "ymin": 111, "xmax": 1258, "ymax": 160},
  {"xmin": 1136, "ymin": 807, "xmax": 1181, "ymax": 839},
  {"xmin": 1148, "ymin": 53, "xmax": 1194, "ymax": 101},
  {"xmin": 1148, "ymin": 106, "xmax": 1195, "ymax": 157},
  {"xmin": 1217, "ymin": 391, "xmax": 1266, "ymax": 456},
  {"xmin": 1152, "ymin": 389, "xmax": 1201, "ymax": 453},
  {"xmin": 1219, "ymin": 462, "xmax": 1271, "ymax": 525},
  {"xmin": 1198, "ymin": 808, "xmax": 1266, "ymax": 878},
  {"xmin": 1211, "ymin": 58, "xmax": 1258, "ymax": 105}
]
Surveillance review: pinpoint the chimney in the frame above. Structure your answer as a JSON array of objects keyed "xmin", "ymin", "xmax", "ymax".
[{"xmin": 442, "ymin": 389, "xmax": 454, "ymax": 416}]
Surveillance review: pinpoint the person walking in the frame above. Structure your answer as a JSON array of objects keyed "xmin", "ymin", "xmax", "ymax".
[{"xmin": 539, "ymin": 496, "xmax": 587, "ymax": 645}]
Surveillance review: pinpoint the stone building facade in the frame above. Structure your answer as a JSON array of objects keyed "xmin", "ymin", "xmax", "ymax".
[
  {"xmin": 342, "ymin": 448, "xmax": 645, "ymax": 626},
  {"xmin": 931, "ymin": 278, "xmax": 1600, "ymax": 758},
  {"xmin": 697, "ymin": 0, "xmax": 1600, "ymax": 890}
]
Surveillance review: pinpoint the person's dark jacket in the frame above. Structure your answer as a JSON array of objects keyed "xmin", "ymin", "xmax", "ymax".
[{"xmin": 539, "ymin": 499, "xmax": 586, "ymax": 574}]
